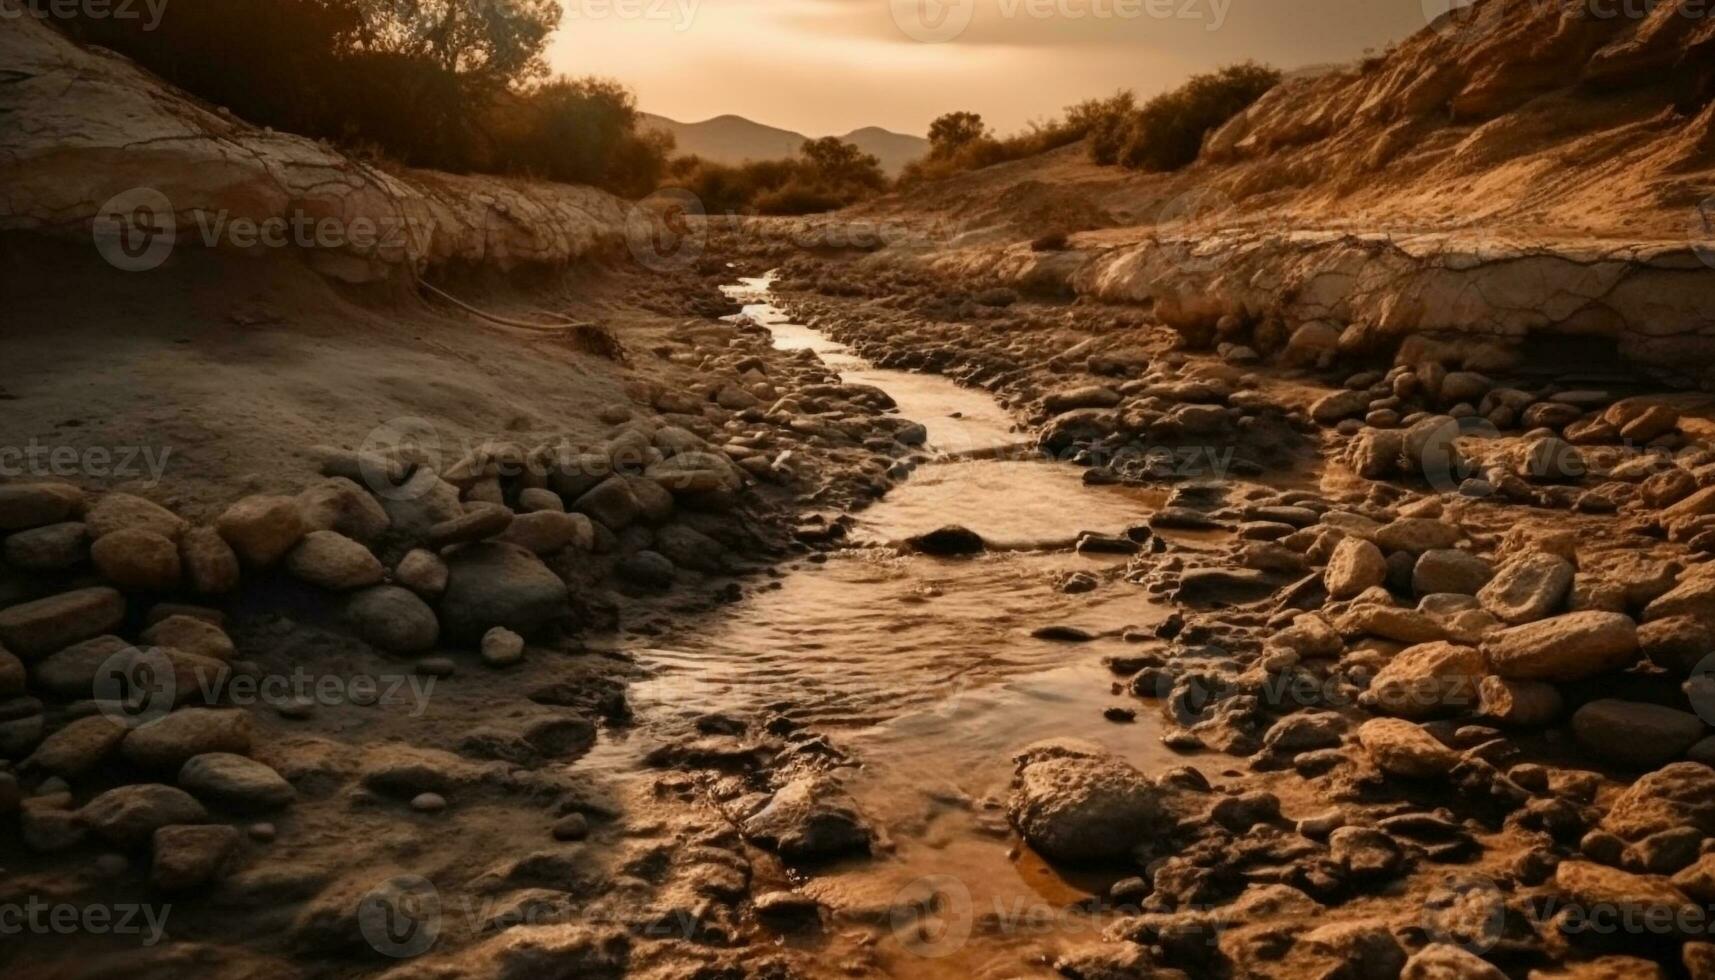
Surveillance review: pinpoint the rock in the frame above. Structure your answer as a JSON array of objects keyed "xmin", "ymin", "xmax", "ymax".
[
  {"xmin": 1400, "ymin": 944, "xmax": 1507, "ymax": 980},
  {"xmin": 1519, "ymin": 436, "xmax": 1586, "ymax": 483},
  {"xmin": 906, "ymin": 525, "xmax": 986, "ymax": 556},
  {"xmin": 1640, "ymin": 616, "xmax": 1713, "ymax": 675},
  {"xmin": 616, "ymin": 550, "xmax": 675, "ymax": 590},
  {"xmin": 653, "ymin": 524, "xmax": 725, "ymax": 574},
  {"xmin": 0, "ymin": 587, "xmax": 126, "ymax": 658},
  {"xmin": 1478, "ymin": 676, "xmax": 1564, "ymax": 727},
  {"xmin": 517, "ymin": 488, "xmax": 565, "ymax": 513},
  {"xmin": 1412, "ymin": 549, "xmax": 1494, "ymax": 597},
  {"xmin": 216, "ymin": 495, "xmax": 309, "ymax": 567},
  {"xmin": 1349, "ymin": 428, "xmax": 1404, "ymax": 479},
  {"xmin": 1477, "ymin": 553, "xmax": 1574, "ymax": 625},
  {"xmin": 1482, "ymin": 611, "xmax": 1638, "ymax": 682},
  {"xmin": 179, "ymin": 526, "xmax": 242, "ymax": 594},
  {"xmin": 1044, "ymin": 385, "xmax": 1122, "ymax": 413},
  {"xmin": 178, "ymin": 753, "xmax": 294, "ymax": 811},
  {"xmin": 141, "ymin": 615, "xmax": 235, "ymax": 661},
  {"xmin": 1357, "ymin": 718, "xmax": 1459, "ymax": 778},
  {"xmin": 1339, "ymin": 603, "xmax": 1447, "ymax": 644},
  {"xmin": 497, "ymin": 511, "xmax": 593, "ymax": 555},
  {"xmin": 551, "ymin": 812, "xmax": 589, "ymax": 841},
  {"xmin": 1603, "ymin": 763, "xmax": 1715, "ymax": 841},
  {"xmin": 1555, "ymin": 860, "xmax": 1696, "ymax": 932},
  {"xmin": 32, "ymin": 634, "xmax": 132, "ymax": 698},
  {"xmin": 1311, "ymin": 390, "xmax": 1371, "ymax": 424},
  {"xmin": 1365, "ymin": 641, "xmax": 1486, "ymax": 720},
  {"xmin": 1572, "ymin": 700, "xmax": 1705, "ymax": 769},
  {"xmin": 0, "ymin": 645, "xmax": 22, "ymax": 698},
  {"xmin": 1329, "ymin": 826, "xmax": 1404, "ymax": 879},
  {"xmin": 3, "ymin": 522, "xmax": 89, "ymax": 571},
  {"xmin": 380, "ymin": 468, "xmax": 465, "ymax": 538},
  {"xmin": 151, "ymin": 823, "xmax": 240, "ymax": 890},
  {"xmin": 286, "ymin": 531, "xmax": 385, "ymax": 590},
  {"xmin": 122, "ymin": 708, "xmax": 252, "ymax": 771},
  {"xmin": 427, "ymin": 504, "xmax": 513, "ymax": 549},
  {"xmin": 1261, "ymin": 712, "xmax": 1347, "ymax": 755},
  {"xmin": 85, "ymin": 493, "xmax": 188, "ymax": 540},
  {"xmin": 480, "ymin": 628, "xmax": 525, "ymax": 668},
  {"xmin": 1007, "ymin": 743, "xmax": 1171, "ymax": 862},
  {"xmin": 89, "ymin": 528, "xmax": 181, "ymax": 591},
  {"xmin": 571, "ymin": 475, "xmax": 641, "ymax": 531},
  {"xmin": 438, "ymin": 542, "xmax": 570, "ymax": 642},
  {"xmin": 79, "ymin": 784, "xmax": 208, "ymax": 847},
  {"xmin": 1326, "ymin": 537, "xmax": 1387, "ymax": 600},
  {"xmin": 0, "ymin": 482, "xmax": 83, "ymax": 531},
  {"xmin": 346, "ymin": 586, "xmax": 440, "ymax": 654},
  {"xmin": 1645, "ymin": 576, "xmax": 1715, "ymax": 624},
  {"xmin": 1375, "ymin": 518, "xmax": 1462, "ymax": 554},
  {"xmin": 410, "ymin": 792, "xmax": 446, "ymax": 813},
  {"xmin": 296, "ymin": 478, "xmax": 390, "ymax": 543},
  {"xmin": 394, "ymin": 549, "xmax": 449, "ymax": 596},
  {"xmin": 740, "ymin": 776, "xmax": 872, "ymax": 861},
  {"xmin": 647, "ymin": 452, "xmax": 744, "ymax": 497},
  {"xmin": 25, "ymin": 715, "xmax": 128, "ymax": 777}
]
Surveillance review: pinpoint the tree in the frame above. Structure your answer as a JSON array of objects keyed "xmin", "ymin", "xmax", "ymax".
[
  {"xmin": 927, "ymin": 111, "xmax": 989, "ymax": 159},
  {"xmin": 798, "ymin": 137, "xmax": 885, "ymax": 190},
  {"xmin": 348, "ymin": 0, "xmax": 563, "ymax": 88}
]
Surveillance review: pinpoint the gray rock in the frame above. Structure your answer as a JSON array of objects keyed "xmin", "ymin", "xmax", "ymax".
[
  {"xmin": 1477, "ymin": 552, "xmax": 1574, "ymax": 625},
  {"xmin": 1572, "ymin": 700, "xmax": 1705, "ymax": 770},
  {"xmin": 286, "ymin": 530, "xmax": 385, "ymax": 590},
  {"xmin": 617, "ymin": 550, "xmax": 675, "ymax": 590},
  {"xmin": 79, "ymin": 784, "xmax": 208, "ymax": 847},
  {"xmin": 572, "ymin": 475, "xmax": 641, "ymax": 531},
  {"xmin": 0, "ymin": 483, "xmax": 83, "ymax": 531},
  {"xmin": 151, "ymin": 823, "xmax": 240, "ymax": 890},
  {"xmin": 3, "ymin": 522, "xmax": 88, "ymax": 571},
  {"xmin": 347, "ymin": 586, "xmax": 440, "ymax": 654},
  {"xmin": 438, "ymin": 542, "xmax": 570, "ymax": 642},
  {"xmin": 178, "ymin": 752, "xmax": 295, "ymax": 811},
  {"xmin": 0, "ymin": 587, "xmax": 126, "ymax": 658},
  {"xmin": 122, "ymin": 708, "xmax": 252, "ymax": 771}
]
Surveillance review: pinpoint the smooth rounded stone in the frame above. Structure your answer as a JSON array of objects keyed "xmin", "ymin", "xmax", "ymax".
[
  {"xmin": 646, "ymin": 452, "xmax": 744, "ymax": 497},
  {"xmin": 428, "ymin": 504, "xmax": 514, "ymax": 549},
  {"xmin": 652, "ymin": 524, "xmax": 725, "ymax": 574},
  {"xmin": 624, "ymin": 475, "xmax": 676, "ymax": 525},
  {"xmin": 1645, "ymin": 576, "xmax": 1715, "ymax": 623},
  {"xmin": 3, "ymin": 522, "xmax": 89, "ymax": 571},
  {"xmin": 1640, "ymin": 616, "xmax": 1713, "ymax": 675},
  {"xmin": 295, "ymin": 477, "xmax": 390, "ymax": 543},
  {"xmin": 1556, "ymin": 860, "xmax": 1697, "ymax": 929},
  {"xmin": 142, "ymin": 614, "xmax": 236, "ymax": 662},
  {"xmin": 1044, "ymin": 384, "xmax": 1122, "ymax": 413},
  {"xmin": 1482, "ymin": 611, "xmax": 1638, "ymax": 682},
  {"xmin": 380, "ymin": 468, "xmax": 465, "ymax": 538},
  {"xmin": 0, "ymin": 482, "xmax": 84, "ymax": 531},
  {"xmin": 1374, "ymin": 518, "xmax": 1462, "ymax": 554},
  {"xmin": 1325, "ymin": 537, "xmax": 1387, "ymax": 600},
  {"xmin": 1400, "ymin": 944, "xmax": 1507, "ymax": 980},
  {"xmin": 1478, "ymin": 676, "xmax": 1564, "ymax": 727},
  {"xmin": 347, "ymin": 586, "xmax": 440, "ymax": 654},
  {"xmin": 1476, "ymin": 552, "xmax": 1574, "ymax": 625},
  {"xmin": 33, "ymin": 634, "xmax": 132, "ymax": 698},
  {"xmin": 551, "ymin": 812, "xmax": 590, "ymax": 841},
  {"xmin": 414, "ymin": 656, "xmax": 456, "ymax": 678},
  {"xmin": 0, "ymin": 645, "xmax": 22, "ymax": 698},
  {"xmin": 0, "ymin": 587, "xmax": 126, "ymax": 658},
  {"xmin": 438, "ymin": 542, "xmax": 570, "ymax": 642},
  {"xmin": 1006, "ymin": 741, "xmax": 1172, "ymax": 862},
  {"xmin": 122, "ymin": 708, "xmax": 253, "ymax": 771},
  {"xmin": 216, "ymin": 495, "xmax": 309, "ymax": 567},
  {"xmin": 286, "ymin": 530, "xmax": 385, "ymax": 590},
  {"xmin": 617, "ymin": 550, "xmax": 675, "ymax": 591},
  {"xmin": 394, "ymin": 549, "xmax": 450, "ymax": 597},
  {"xmin": 498, "ymin": 511, "xmax": 594, "ymax": 555},
  {"xmin": 905, "ymin": 525, "xmax": 986, "ymax": 556},
  {"xmin": 178, "ymin": 753, "xmax": 295, "ymax": 811},
  {"xmin": 1272, "ymin": 613, "xmax": 1342, "ymax": 658},
  {"xmin": 90, "ymin": 528, "xmax": 181, "ymax": 591},
  {"xmin": 1357, "ymin": 718, "xmax": 1459, "ymax": 778},
  {"xmin": 572, "ymin": 475, "xmax": 642, "ymax": 531},
  {"xmin": 151, "ymin": 823, "xmax": 240, "ymax": 890},
  {"xmin": 1311, "ymin": 389, "xmax": 1370, "ymax": 424},
  {"xmin": 480, "ymin": 627, "xmax": 525, "ymax": 668},
  {"xmin": 84, "ymin": 492, "xmax": 186, "ymax": 541},
  {"xmin": 741, "ymin": 775, "xmax": 872, "ymax": 861},
  {"xmin": 26, "ymin": 715, "xmax": 128, "ymax": 777},
  {"xmin": 1364, "ymin": 642, "xmax": 1486, "ymax": 720},
  {"xmin": 1519, "ymin": 435, "xmax": 1586, "ymax": 483},
  {"xmin": 249, "ymin": 822, "xmax": 277, "ymax": 842},
  {"xmin": 410, "ymin": 792, "xmax": 447, "ymax": 813},
  {"xmin": 1338, "ymin": 604, "xmax": 1447, "ymax": 644},
  {"xmin": 178, "ymin": 526, "xmax": 242, "ymax": 595},
  {"xmin": 79, "ymin": 784, "xmax": 208, "ymax": 847},
  {"xmin": 1412, "ymin": 549, "xmax": 1494, "ymax": 597},
  {"xmin": 1573, "ymin": 700, "xmax": 1706, "ymax": 770},
  {"xmin": 516, "ymin": 488, "xmax": 565, "ymax": 513}
]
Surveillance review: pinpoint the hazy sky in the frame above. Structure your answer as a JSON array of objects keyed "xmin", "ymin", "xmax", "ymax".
[{"xmin": 545, "ymin": 0, "xmax": 1444, "ymax": 137}]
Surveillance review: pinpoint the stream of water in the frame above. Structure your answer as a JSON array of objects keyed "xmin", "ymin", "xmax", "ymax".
[{"xmin": 592, "ymin": 277, "xmax": 1194, "ymax": 977}]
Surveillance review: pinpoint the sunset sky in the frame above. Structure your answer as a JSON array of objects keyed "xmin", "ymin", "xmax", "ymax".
[{"xmin": 545, "ymin": 0, "xmax": 1447, "ymax": 137}]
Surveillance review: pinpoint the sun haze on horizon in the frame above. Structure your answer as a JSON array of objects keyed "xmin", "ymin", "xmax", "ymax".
[{"xmin": 546, "ymin": 0, "xmax": 1442, "ymax": 138}]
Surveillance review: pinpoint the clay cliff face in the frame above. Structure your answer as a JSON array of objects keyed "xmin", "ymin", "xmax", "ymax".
[{"xmin": 0, "ymin": 20, "xmax": 629, "ymax": 282}]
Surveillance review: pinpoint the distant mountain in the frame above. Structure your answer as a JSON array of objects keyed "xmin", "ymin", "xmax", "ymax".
[{"xmin": 640, "ymin": 113, "xmax": 928, "ymax": 176}]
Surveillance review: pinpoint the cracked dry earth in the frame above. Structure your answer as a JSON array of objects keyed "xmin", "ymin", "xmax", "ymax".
[{"xmin": 8, "ymin": 241, "xmax": 1715, "ymax": 980}]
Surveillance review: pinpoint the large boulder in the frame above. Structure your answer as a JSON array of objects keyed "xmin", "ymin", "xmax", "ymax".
[
  {"xmin": 1412, "ymin": 549, "xmax": 1494, "ymax": 597},
  {"xmin": 296, "ymin": 478, "xmax": 390, "ymax": 543},
  {"xmin": 1007, "ymin": 740, "xmax": 1175, "ymax": 862},
  {"xmin": 438, "ymin": 543, "xmax": 570, "ymax": 642},
  {"xmin": 346, "ymin": 586, "xmax": 440, "ymax": 654},
  {"xmin": 1572, "ymin": 700, "xmax": 1705, "ymax": 770},
  {"xmin": 0, "ymin": 587, "xmax": 126, "ymax": 658},
  {"xmin": 1364, "ymin": 642, "xmax": 1486, "ymax": 720},
  {"xmin": 1482, "ymin": 612, "xmax": 1638, "ymax": 682},
  {"xmin": 1602, "ymin": 763, "xmax": 1715, "ymax": 840},
  {"xmin": 1476, "ymin": 553, "xmax": 1574, "ymax": 625},
  {"xmin": 1326, "ymin": 537, "xmax": 1387, "ymax": 600}
]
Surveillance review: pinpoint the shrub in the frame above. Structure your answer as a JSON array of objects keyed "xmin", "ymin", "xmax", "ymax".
[
  {"xmin": 662, "ymin": 138, "xmax": 886, "ymax": 216},
  {"xmin": 1112, "ymin": 62, "xmax": 1280, "ymax": 172}
]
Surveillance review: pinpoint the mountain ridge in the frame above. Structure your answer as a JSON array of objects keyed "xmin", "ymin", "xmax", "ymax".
[{"xmin": 640, "ymin": 112, "xmax": 928, "ymax": 176}]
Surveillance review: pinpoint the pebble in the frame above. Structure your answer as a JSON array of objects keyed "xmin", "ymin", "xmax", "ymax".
[
  {"xmin": 410, "ymin": 793, "xmax": 447, "ymax": 813},
  {"xmin": 415, "ymin": 657, "xmax": 456, "ymax": 678},
  {"xmin": 552, "ymin": 812, "xmax": 590, "ymax": 841},
  {"xmin": 249, "ymin": 823, "xmax": 276, "ymax": 842}
]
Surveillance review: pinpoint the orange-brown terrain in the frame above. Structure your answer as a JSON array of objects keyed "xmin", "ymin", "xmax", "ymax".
[{"xmin": 7, "ymin": 3, "xmax": 1715, "ymax": 979}]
